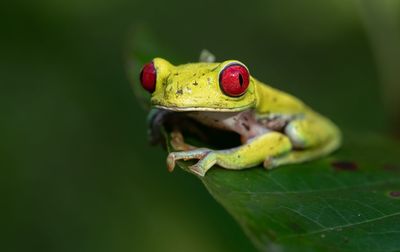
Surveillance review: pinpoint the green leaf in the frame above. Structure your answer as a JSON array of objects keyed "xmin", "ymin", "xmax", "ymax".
[
  {"xmin": 129, "ymin": 26, "xmax": 400, "ymax": 252},
  {"xmin": 166, "ymin": 131, "xmax": 400, "ymax": 252}
]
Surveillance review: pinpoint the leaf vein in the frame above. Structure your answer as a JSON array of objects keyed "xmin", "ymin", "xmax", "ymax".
[{"xmin": 280, "ymin": 211, "xmax": 400, "ymax": 240}]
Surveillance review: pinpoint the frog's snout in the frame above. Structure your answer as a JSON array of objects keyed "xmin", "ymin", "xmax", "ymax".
[{"xmin": 161, "ymin": 74, "xmax": 201, "ymax": 100}]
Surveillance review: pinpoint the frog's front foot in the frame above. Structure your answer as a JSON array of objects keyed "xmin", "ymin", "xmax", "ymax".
[
  {"xmin": 170, "ymin": 130, "xmax": 197, "ymax": 151},
  {"xmin": 263, "ymin": 156, "xmax": 279, "ymax": 170},
  {"xmin": 166, "ymin": 148, "xmax": 216, "ymax": 176}
]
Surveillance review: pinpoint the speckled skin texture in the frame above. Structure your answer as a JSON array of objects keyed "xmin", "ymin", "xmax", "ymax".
[{"xmin": 148, "ymin": 58, "xmax": 341, "ymax": 176}]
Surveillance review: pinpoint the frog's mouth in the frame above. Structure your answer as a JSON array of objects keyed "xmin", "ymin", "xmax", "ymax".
[
  {"xmin": 149, "ymin": 108, "xmax": 242, "ymax": 149},
  {"xmin": 154, "ymin": 104, "xmax": 250, "ymax": 112}
]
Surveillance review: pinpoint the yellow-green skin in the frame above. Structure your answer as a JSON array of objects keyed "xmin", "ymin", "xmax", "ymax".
[{"xmin": 150, "ymin": 58, "xmax": 341, "ymax": 176}]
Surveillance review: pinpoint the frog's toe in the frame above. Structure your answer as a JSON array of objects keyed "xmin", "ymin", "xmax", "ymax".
[
  {"xmin": 166, "ymin": 153, "xmax": 177, "ymax": 172},
  {"xmin": 170, "ymin": 130, "xmax": 196, "ymax": 151},
  {"xmin": 189, "ymin": 152, "xmax": 218, "ymax": 177},
  {"xmin": 166, "ymin": 148, "xmax": 211, "ymax": 173},
  {"xmin": 263, "ymin": 156, "xmax": 278, "ymax": 170},
  {"xmin": 188, "ymin": 164, "xmax": 206, "ymax": 177}
]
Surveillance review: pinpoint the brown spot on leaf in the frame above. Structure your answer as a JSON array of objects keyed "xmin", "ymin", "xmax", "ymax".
[
  {"xmin": 383, "ymin": 164, "xmax": 400, "ymax": 171},
  {"xmin": 176, "ymin": 89, "xmax": 183, "ymax": 95},
  {"xmin": 331, "ymin": 161, "xmax": 358, "ymax": 171},
  {"xmin": 389, "ymin": 191, "xmax": 400, "ymax": 198},
  {"xmin": 288, "ymin": 222, "xmax": 305, "ymax": 233}
]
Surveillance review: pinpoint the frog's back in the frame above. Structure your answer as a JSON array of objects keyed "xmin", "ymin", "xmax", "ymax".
[{"xmin": 254, "ymin": 79, "xmax": 311, "ymax": 116}]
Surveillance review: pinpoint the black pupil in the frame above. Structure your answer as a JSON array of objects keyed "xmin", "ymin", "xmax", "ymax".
[{"xmin": 238, "ymin": 73, "xmax": 243, "ymax": 86}]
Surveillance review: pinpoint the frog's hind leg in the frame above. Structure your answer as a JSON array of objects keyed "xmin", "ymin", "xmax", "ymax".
[{"xmin": 265, "ymin": 116, "xmax": 341, "ymax": 169}]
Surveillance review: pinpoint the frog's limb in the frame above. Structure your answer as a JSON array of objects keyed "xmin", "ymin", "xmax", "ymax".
[
  {"xmin": 167, "ymin": 132, "xmax": 292, "ymax": 176},
  {"xmin": 265, "ymin": 116, "xmax": 341, "ymax": 169},
  {"xmin": 170, "ymin": 130, "xmax": 197, "ymax": 151},
  {"xmin": 199, "ymin": 49, "xmax": 215, "ymax": 63},
  {"xmin": 167, "ymin": 148, "xmax": 212, "ymax": 173}
]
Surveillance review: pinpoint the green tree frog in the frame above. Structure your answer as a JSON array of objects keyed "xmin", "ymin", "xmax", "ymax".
[{"xmin": 139, "ymin": 57, "xmax": 341, "ymax": 177}]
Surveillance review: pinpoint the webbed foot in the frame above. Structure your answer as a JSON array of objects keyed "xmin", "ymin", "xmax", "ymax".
[{"xmin": 166, "ymin": 148, "xmax": 217, "ymax": 176}]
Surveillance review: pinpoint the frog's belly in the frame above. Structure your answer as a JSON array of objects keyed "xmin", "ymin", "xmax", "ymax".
[{"xmin": 188, "ymin": 110, "xmax": 269, "ymax": 143}]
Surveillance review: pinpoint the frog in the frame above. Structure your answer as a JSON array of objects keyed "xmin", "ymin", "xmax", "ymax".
[{"xmin": 139, "ymin": 55, "xmax": 341, "ymax": 177}]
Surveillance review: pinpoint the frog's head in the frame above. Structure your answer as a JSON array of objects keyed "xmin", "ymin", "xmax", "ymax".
[{"xmin": 139, "ymin": 58, "xmax": 257, "ymax": 112}]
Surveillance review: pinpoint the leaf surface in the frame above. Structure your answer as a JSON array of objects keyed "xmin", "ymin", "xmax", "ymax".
[{"xmin": 168, "ymin": 133, "xmax": 400, "ymax": 252}]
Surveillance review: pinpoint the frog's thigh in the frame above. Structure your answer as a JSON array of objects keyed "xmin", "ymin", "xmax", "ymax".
[
  {"xmin": 285, "ymin": 118, "xmax": 330, "ymax": 149},
  {"xmin": 267, "ymin": 118, "xmax": 339, "ymax": 168},
  {"xmin": 216, "ymin": 132, "xmax": 292, "ymax": 170}
]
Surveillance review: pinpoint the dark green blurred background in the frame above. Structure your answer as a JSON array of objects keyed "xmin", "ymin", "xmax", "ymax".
[{"xmin": 1, "ymin": 1, "xmax": 399, "ymax": 252}]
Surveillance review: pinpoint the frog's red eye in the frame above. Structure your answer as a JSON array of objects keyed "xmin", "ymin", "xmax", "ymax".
[
  {"xmin": 219, "ymin": 64, "xmax": 249, "ymax": 97},
  {"xmin": 140, "ymin": 62, "xmax": 156, "ymax": 93}
]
